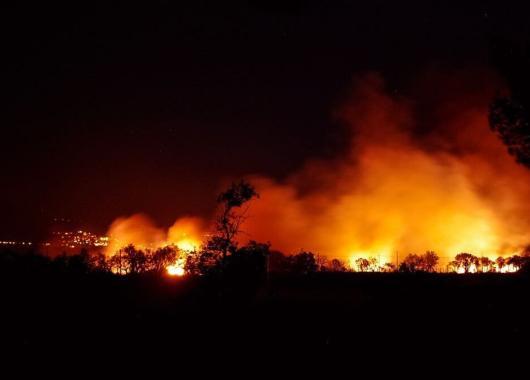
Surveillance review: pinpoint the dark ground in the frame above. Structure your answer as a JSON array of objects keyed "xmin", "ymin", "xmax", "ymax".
[{"xmin": 3, "ymin": 261, "xmax": 530, "ymax": 365}]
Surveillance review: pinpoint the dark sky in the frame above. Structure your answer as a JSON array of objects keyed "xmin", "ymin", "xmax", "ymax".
[{"xmin": 2, "ymin": 1, "xmax": 529, "ymax": 239}]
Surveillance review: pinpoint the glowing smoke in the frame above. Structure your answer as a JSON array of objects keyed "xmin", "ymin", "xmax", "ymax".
[
  {"xmin": 105, "ymin": 214, "xmax": 204, "ymax": 255},
  {"xmin": 240, "ymin": 72, "xmax": 530, "ymax": 264},
  {"xmin": 106, "ymin": 71, "xmax": 530, "ymax": 265}
]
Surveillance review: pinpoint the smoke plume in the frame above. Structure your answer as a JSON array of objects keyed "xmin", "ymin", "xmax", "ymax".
[{"xmin": 107, "ymin": 71, "xmax": 530, "ymax": 265}]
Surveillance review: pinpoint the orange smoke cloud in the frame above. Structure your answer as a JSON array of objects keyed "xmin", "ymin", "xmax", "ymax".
[
  {"xmin": 105, "ymin": 71, "xmax": 530, "ymax": 267},
  {"xmin": 105, "ymin": 214, "xmax": 205, "ymax": 255},
  {"xmin": 239, "ymin": 72, "xmax": 530, "ymax": 265}
]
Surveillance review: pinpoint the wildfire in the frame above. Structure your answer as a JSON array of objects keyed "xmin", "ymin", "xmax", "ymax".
[
  {"xmin": 454, "ymin": 263, "xmax": 518, "ymax": 274},
  {"xmin": 498, "ymin": 264, "xmax": 518, "ymax": 274},
  {"xmin": 166, "ymin": 236, "xmax": 200, "ymax": 276},
  {"xmin": 104, "ymin": 71, "xmax": 530, "ymax": 269},
  {"xmin": 236, "ymin": 72, "xmax": 530, "ymax": 265},
  {"xmin": 174, "ymin": 239, "xmax": 197, "ymax": 252},
  {"xmin": 166, "ymin": 263, "xmax": 185, "ymax": 276},
  {"xmin": 105, "ymin": 215, "xmax": 205, "ymax": 275}
]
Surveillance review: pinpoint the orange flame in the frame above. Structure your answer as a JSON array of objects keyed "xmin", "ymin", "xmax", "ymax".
[{"xmin": 105, "ymin": 215, "xmax": 205, "ymax": 274}]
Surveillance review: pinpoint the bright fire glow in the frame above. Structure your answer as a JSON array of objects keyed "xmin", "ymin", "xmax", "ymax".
[
  {"xmin": 167, "ymin": 264, "xmax": 185, "ymax": 276},
  {"xmin": 174, "ymin": 239, "xmax": 198, "ymax": 252},
  {"xmin": 105, "ymin": 215, "xmax": 205, "ymax": 275},
  {"xmin": 105, "ymin": 215, "xmax": 204, "ymax": 254},
  {"xmin": 499, "ymin": 264, "xmax": 518, "ymax": 273},
  {"xmin": 236, "ymin": 73, "xmax": 530, "ymax": 266},
  {"xmin": 104, "ymin": 72, "xmax": 530, "ymax": 270}
]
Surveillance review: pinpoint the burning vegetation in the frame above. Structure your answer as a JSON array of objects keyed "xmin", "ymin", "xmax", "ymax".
[{"xmin": 100, "ymin": 71, "xmax": 530, "ymax": 275}]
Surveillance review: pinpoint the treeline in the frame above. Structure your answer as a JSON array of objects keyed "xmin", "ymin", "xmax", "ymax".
[
  {"xmin": 101, "ymin": 179, "xmax": 530, "ymax": 276},
  {"xmin": 447, "ymin": 252, "xmax": 530, "ymax": 273},
  {"xmin": 4, "ymin": 181, "xmax": 530, "ymax": 277},
  {"xmin": 3, "ymin": 244, "xmax": 530, "ymax": 279}
]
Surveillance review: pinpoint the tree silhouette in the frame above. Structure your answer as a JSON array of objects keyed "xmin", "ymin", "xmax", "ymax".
[
  {"xmin": 209, "ymin": 180, "xmax": 259, "ymax": 260},
  {"xmin": 268, "ymin": 251, "xmax": 291, "ymax": 273},
  {"xmin": 400, "ymin": 251, "xmax": 439, "ymax": 272},
  {"xmin": 151, "ymin": 246, "xmax": 178, "ymax": 272},
  {"xmin": 88, "ymin": 252, "xmax": 110, "ymax": 272},
  {"xmin": 507, "ymin": 255, "xmax": 524, "ymax": 271},
  {"xmin": 517, "ymin": 251, "xmax": 530, "ymax": 274},
  {"xmin": 399, "ymin": 254, "xmax": 424, "ymax": 272},
  {"xmin": 423, "ymin": 251, "xmax": 439, "ymax": 272},
  {"xmin": 453, "ymin": 253, "xmax": 478, "ymax": 273},
  {"xmin": 489, "ymin": 38, "xmax": 530, "ymax": 167},
  {"xmin": 355, "ymin": 257, "xmax": 370, "ymax": 272},
  {"xmin": 329, "ymin": 258, "xmax": 347, "ymax": 272},
  {"xmin": 124, "ymin": 245, "xmax": 149, "ymax": 274},
  {"xmin": 290, "ymin": 251, "xmax": 318, "ymax": 274},
  {"xmin": 108, "ymin": 244, "xmax": 149, "ymax": 274},
  {"xmin": 448, "ymin": 260, "xmax": 459, "ymax": 273},
  {"xmin": 185, "ymin": 249, "xmax": 221, "ymax": 276},
  {"xmin": 368, "ymin": 257, "xmax": 379, "ymax": 272},
  {"xmin": 478, "ymin": 257, "xmax": 494, "ymax": 273},
  {"xmin": 225, "ymin": 241, "xmax": 269, "ymax": 280},
  {"xmin": 382, "ymin": 263, "xmax": 396, "ymax": 272},
  {"xmin": 495, "ymin": 257, "xmax": 506, "ymax": 272},
  {"xmin": 315, "ymin": 254, "xmax": 328, "ymax": 271},
  {"xmin": 108, "ymin": 249, "xmax": 126, "ymax": 274}
]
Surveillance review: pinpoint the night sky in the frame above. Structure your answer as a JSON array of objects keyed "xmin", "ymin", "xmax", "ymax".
[{"xmin": 2, "ymin": 1, "xmax": 529, "ymax": 240}]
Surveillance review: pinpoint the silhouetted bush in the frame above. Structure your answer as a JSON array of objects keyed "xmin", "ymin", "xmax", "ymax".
[
  {"xmin": 399, "ymin": 251, "xmax": 439, "ymax": 273},
  {"xmin": 289, "ymin": 251, "xmax": 318, "ymax": 274},
  {"xmin": 268, "ymin": 251, "xmax": 291, "ymax": 273}
]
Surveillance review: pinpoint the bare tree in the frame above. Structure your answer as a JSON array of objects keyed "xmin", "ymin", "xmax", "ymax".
[{"xmin": 210, "ymin": 180, "xmax": 259, "ymax": 260}]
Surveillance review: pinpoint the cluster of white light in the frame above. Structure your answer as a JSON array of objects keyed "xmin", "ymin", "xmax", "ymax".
[
  {"xmin": 46, "ymin": 230, "xmax": 110, "ymax": 249},
  {"xmin": 0, "ymin": 241, "xmax": 32, "ymax": 246}
]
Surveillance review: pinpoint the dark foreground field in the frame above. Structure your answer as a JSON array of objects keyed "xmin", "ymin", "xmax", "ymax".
[{"xmin": 3, "ymin": 263, "xmax": 530, "ymax": 364}]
